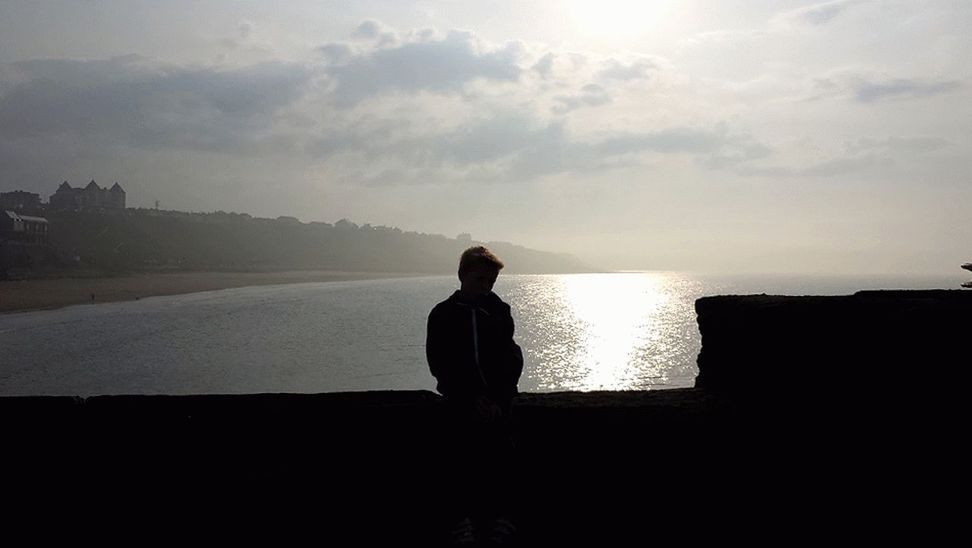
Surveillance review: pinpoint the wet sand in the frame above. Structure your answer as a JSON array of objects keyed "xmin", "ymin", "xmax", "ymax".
[{"xmin": 0, "ymin": 270, "xmax": 426, "ymax": 314}]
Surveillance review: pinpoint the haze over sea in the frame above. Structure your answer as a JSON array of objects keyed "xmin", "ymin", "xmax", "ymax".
[{"xmin": 0, "ymin": 272, "xmax": 957, "ymax": 397}]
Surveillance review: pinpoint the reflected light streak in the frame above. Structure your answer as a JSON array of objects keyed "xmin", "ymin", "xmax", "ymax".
[{"xmin": 561, "ymin": 272, "xmax": 668, "ymax": 390}]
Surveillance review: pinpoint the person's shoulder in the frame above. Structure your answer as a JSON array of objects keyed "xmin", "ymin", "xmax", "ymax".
[
  {"xmin": 485, "ymin": 291, "xmax": 513, "ymax": 312},
  {"xmin": 430, "ymin": 291, "xmax": 462, "ymax": 316}
]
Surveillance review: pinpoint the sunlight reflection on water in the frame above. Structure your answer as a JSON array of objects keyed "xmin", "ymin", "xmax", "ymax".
[{"xmin": 507, "ymin": 272, "xmax": 703, "ymax": 391}]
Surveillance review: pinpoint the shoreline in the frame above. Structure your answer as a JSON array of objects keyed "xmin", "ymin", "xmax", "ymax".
[{"xmin": 0, "ymin": 270, "xmax": 428, "ymax": 314}]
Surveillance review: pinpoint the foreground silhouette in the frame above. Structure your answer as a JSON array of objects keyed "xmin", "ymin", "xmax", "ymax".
[{"xmin": 427, "ymin": 246, "xmax": 524, "ymax": 545}]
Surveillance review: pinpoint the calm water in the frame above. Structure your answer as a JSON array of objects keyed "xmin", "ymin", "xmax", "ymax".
[{"xmin": 0, "ymin": 272, "xmax": 958, "ymax": 396}]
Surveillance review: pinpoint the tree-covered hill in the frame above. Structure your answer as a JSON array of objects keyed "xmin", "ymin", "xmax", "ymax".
[{"xmin": 44, "ymin": 209, "xmax": 595, "ymax": 274}]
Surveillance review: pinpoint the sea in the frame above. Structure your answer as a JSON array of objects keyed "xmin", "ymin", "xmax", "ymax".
[{"xmin": 0, "ymin": 272, "xmax": 959, "ymax": 396}]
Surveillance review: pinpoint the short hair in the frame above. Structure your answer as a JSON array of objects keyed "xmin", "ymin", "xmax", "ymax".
[{"xmin": 458, "ymin": 246, "xmax": 504, "ymax": 277}]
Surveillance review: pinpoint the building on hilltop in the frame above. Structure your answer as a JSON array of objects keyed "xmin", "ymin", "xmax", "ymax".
[
  {"xmin": 1, "ymin": 210, "xmax": 49, "ymax": 244},
  {"xmin": 49, "ymin": 180, "xmax": 126, "ymax": 210},
  {"xmin": 0, "ymin": 191, "xmax": 42, "ymax": 213}
]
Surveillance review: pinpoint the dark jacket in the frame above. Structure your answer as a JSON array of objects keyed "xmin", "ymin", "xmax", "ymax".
[{"xmin": 426, "ymin": 290, "xmax": 524, "ymax": 405}]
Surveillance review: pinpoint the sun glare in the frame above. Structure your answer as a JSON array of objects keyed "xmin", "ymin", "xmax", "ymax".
[{"xmin": 568, "ymin": 0, "xmax": 673, "ymax": 40}]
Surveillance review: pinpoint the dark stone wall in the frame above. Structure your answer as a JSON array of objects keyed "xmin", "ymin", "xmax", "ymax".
[
  {"xmin": 695, "ymin": 290, "xmax": 970, "ymax": 411},
  {"xmin": 698, "ymin": 289, "xmax": 972, "ymax": 382},
  {"xmin": 691, "ymin": 290, "xmax": 965, "ymax": 545},
  {"xmin": 5, "ymin": 390, "xmax": 726, "ymax": 544}
]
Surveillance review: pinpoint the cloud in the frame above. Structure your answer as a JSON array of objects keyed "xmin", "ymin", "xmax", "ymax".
[
  {"xmin": 365, "ymin": 115, "xmax": 771, "ymax": 182},
  {"xmin": 773, "ymin": 0, "xmax": 867, "ymax": 27},
  {"xmin": 0, "ymin": 56, "xmax": 311, "ymax": 152},
  {"xmin": 701, "ymin": 141, "xmax": 773, "ymax": 169},
  {"xmin": 321, "ymin": 30, "xmax": 523, "ymax": 107},
  {"xmin": 0, "ymin": 23, "xmax": 772, "ymax": 188},
  {"xmin": 318, "ymin": 43, "xmax": 354, "ymax": 64},
  {"xmin": 595, "ymin": 126, "xmax": 730, "ymax": 156},
  {"xmin": 796, "ymin": 154, "xmax": 883, "ymax": 176},
  {"xmin": 532, "ymin": 52, "xmax": 555, "ymax": 79},
  {"xmin": 598, "ymin": 58, "xmax": 658, "ymax": 81},
  {"xmin": 351, "ymin": 20, "xmax": 399, "ymax": 47},
  {"xmin": 845, "ymin": 136, "xmax": 951, "ymax": 154},
  {"xmin": 853, "ymin": 77, "xmax": 962, "ymax": 102},
  {"xmin": 736, "ymin": 155, "xmax": 881, "ymax": 177},
  {"xmin": 552, "ymin": 84, "xmax": 611, "ymax": 114},
  {"xmin": 737, "ymin": 133, "xmax": 953, "ymax": 178},
  {"xmin": 804, "ymin": 71, "xmax": 963, "ymax": 103},
  {"xmin": 239, "ymin": 20, "xmax": 254, "ymax": 40},
  {"xmin": 352, "ymin": 20, "xmax": 383, "ymax": 40},
  {"xmin": 526, "ymin": 51, "xmax": 599, "ymax": 84},
  {"xmin": 315, "ymin": 25, "xmax": 673, "ymax": 115},
  {"xmin": 438, "ymin": 114, "xmax": 558, "ymax": 165}
]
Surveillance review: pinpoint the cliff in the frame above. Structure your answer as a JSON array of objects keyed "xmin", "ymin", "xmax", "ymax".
[{"xmin": 5, "ymin": 290, "xmax": 967, "ymax": 544}]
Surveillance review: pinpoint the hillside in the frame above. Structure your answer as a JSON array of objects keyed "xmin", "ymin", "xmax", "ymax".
[{"xmin": 42, "ymin": 209, "xmax": 595, "ymax": 275}]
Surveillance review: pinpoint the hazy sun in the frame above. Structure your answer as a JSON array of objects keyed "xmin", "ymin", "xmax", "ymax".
[{"xmin": 568, "ymin": 0, "xmax": 674, "ymax": 40}]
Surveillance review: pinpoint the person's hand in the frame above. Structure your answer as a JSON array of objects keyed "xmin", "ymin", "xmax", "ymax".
[{"xmin": 475, "ymin": 395, "xmax": 503, "ymax": 423}]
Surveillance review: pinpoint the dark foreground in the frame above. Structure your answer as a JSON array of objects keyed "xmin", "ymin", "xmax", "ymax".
[{"xmin": 4, "ymin": 290, "xmax": 967, "ymax": 545}]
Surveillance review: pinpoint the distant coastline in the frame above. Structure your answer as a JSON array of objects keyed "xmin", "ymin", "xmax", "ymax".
[
  {"xmin": 2, "ymin": 208, "xmax": 596, "ymax": 281},
  {"xmin": 0, "ymin": 270, "xmax": 426, "ymax": 314}
]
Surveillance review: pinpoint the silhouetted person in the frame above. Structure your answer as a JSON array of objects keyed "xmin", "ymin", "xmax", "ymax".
[{"xmin": 427, "ymin": 246, "xmax": 524, "ymax": 545}]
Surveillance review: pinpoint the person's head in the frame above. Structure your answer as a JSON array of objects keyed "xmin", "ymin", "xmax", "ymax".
[{"xmin": 458, "ymin": 246, "xmax": 504, "ymax": 296}]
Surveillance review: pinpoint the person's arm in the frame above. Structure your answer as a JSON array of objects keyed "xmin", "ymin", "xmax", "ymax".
[
  {"xmin": 509, "ymin": 337, "xmax": 524, "ymax": 385},
  {"xmin": 500, "ymin": 304, "xmax": 524, "ymax": 399},
  {"xmin": 427, "ymin": 306, "xmax": 479, "ymax": 401},
  {"xmin": 426, "ymin": 308, "xmax": 454, "ymax": 397}
]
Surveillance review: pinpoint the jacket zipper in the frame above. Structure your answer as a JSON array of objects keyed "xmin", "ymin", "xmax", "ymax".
[{"xmin": 469, "ymin": 307, "xmax": 487, "ymax": 388}]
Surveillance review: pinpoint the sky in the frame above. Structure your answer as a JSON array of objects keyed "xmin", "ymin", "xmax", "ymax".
[{"xmin": 0, "ymin": 0, "xmax": 969, "ymax": 274}]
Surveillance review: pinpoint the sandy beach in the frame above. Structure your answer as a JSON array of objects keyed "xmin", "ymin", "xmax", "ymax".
[{"xmin": 0, "ymin": 270, "xmax": 426, "ymax": 314}]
